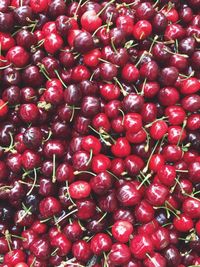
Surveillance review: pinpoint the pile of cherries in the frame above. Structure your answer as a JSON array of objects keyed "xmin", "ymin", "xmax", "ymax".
[{"xmin": 0, "ymin": 0, "xmax": 200, "ymax": 266}]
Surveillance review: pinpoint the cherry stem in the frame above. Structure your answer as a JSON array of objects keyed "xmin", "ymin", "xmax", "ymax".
[
  {"xmin": 137, "ymin": 172, "xmax": 151, "ymax": 189},
  {"xmin": 52, "ymin": 154, "xmax": 56, "ymax": 183},
  {"xmin": 54, "ymin": 70, "xmax": 67, "ymax": 88},
  {"xmin": 74, "ymin": 170, "xmax": 95, "ymax": 176},
  {"xmin": 65, "ymin": 180, "xmax": 76, "ymax": 207},
  {"xmin": 111, "ymin": 37, "xmax": 118, "ymax": 54},
  {"xmin": 97, "ymin": 212, "xmax": 107, "ymax": 224},
  {"xmin": 118, "ymin": 108, "xmax": 125, "ymax": 125},
  {"xmin": 143, "ymin": 139, "xmax": 160, "ymax": 173},
  {"xmin": 38, "ymin": 64, "xmax": 51, "ymax": 81},
  {"xmin": 5, "ymin": 230, "xmax": 12, "ymax": 252},
  {"xmin": 86, "ymin": 149, "xmax": 93, "ymax": 166},
  {"xmin": 113, "ymin": 77, "xmax": 128, "ymax": 96},
  {"xmin": 140, "ymin": 78, "xmax": 147, "ymax": 96},
  {"xmin": 26, "ymin": 168, "xmax": 38, "ymax": 196},
  {"xmin": 106, "ymin": 170, "xmax": 119, "ymax": 181},
  {"xmin": 51, "ymin": 247, "xmax": 59, "ymax": 256},
  {"xmin": 145, "ymin": 117, "xmax": 168, "ymax": 128},
  {"xmin": 148, "ymin": 35, "xmax": 158, "ymax": 54},
  {"xmin": 177, "ymin": 119, "xmax": 187, "ymax": 146},
  {"xmin": 89, "ymin": 125, "xmax": 112, "ymax": 146},
  {"xmin": 97, "ymin": 0, "xmax": 115, "ymax": 16},
  {"xmin": 55, "ymin": 209, "xmax": 78, "ymax": 225}
]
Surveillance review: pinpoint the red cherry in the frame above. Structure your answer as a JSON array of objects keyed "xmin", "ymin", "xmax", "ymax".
[
  {"xmin": 112, "ymin": 220, "xmax": 133, "ymax": 243},
  {"xmin": 4, "ymin": 250, "xmax": 26, "ymax": 266},
  {"xmin": 0, "ymin": 33, "xmax": 15, "ymax": 51},
  {"xmin": 90, "ymin": 233, "xmax": 112, "ymax": 255},
  {"xmin": 111, "ymin": 137, "xmax": 131, "ymax": 158},
  {"xmin": 6, "ymin": 46, "xmax": 29, "ymax": 67},
  {"xmin": 81, "ymin": 135, "xmax": 101, "ymax": 155},
  {"xmin": 30, "ymin": 0, "xmax": 48, "ymax": 13},
  {"xmin": 117, "ymin": 182, "xmax": 142, "ymax": 207},
  {"xmin": 135, "ymin": 200, "xmax": 155, "ymax": 223},
  {"xmin": 81, "ymin": 10, "xmax": 102, "ymax": 32},
  {"xmin": 100, "ymin": 84, "xmax": 120, "ymax": 101},
  {"xmin": 69, "ymin": 181, "xmax": 91, "ymax": 199},
  {"xmin": 92, "ymin": 154, "xmax": 111, "ymax": 173},
  {"xmin": 122, "ymin": 63, "xmax": 140, "ymax": 83},
  {"xmin": 39, "ymin": 196, "xmax": 61, "ymax": 218},
  {"xmin": 83, "ymin": 48, "xmax": 101, "ymax": 67},
  {"xmin": 133, "ymin": 20, "xmax": 152, "ymax": 40},
  {"xmin": 180, "ymin": 77, "xmax": 200, "ymax": 95},
  {"xmin": 144, "ymin": 252, "xmax": 167, "ymax": 267},
  {"xmin": 149, "ymin": 154, "xmax": 165, "ymax": 173},
  {"xmin": 173, "ymin": 214, "xmax": 194, "ymax": 232},
  {"xmin": 44, "ymin": 33, "xmax": 63, "ymax": 54},
  {"xmin": 124, "ymin": 113, "xmax": 142, "ymax": 133},
  {"xmin": 130, "ymin": 234, "xmax": 154, "ymax": 259},
  {"xmin": 0, "ymin": 99, "xmax": 8, "ymax": 118},
  {"xmin": 72, "ymin": 240, "xmax": 92, "ymax": 262},
  {"xmin": 145, "ymin": 183, "xmax": 169, "ymax": 206},
  {"xmin": 151, "ymin": 227, "xmax": 170, "ymax": 250},
  {"xmin": 150, "ymin": 120, "xmax": 168, "ymax": 140},
  {"xmin": 109, "ymin": 243, "xmax": 131, "ymax": 265},
  {"xmin": 157, "ymin": 165, "xmax": 176, "ymax": 187}
]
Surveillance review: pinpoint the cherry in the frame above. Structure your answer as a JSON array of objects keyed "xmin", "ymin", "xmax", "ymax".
[
  {"xmin": 146, "ymin": 183, "xmax": 169, "ymax": 206},
  {"xmin": 130, "ymin": 234, "xmax": 154, "ymax": 259},
  {"xmin": 112, "ymin": 220, "xmax": 133, "ymax": 243},
  {"xmin": 144, "ymin": 253, "xmax": 166, "ymax": 267},
  {"xmin": 122, "ymin": 63, "xmax": 139, "ymax": 83},
  {"xmin": 29, "ymin": 238, "xmax": 50, "ymax": 260},
  {"xmin": 4, "ymin": 250, "xmax": 26, "ymax": 266},
  {"xmin": 111, "ymin": 137, "xmax": 131, "ymax": 158},
  {"xmin": 69, "ymin": 180, "xmax": 91, "ymax": 199},
  {"xmin": 90, "ymin": 171, "xmax": 112, "ymax": 195},
  {"xmin": 39, "ymin": 196, "xmax": 61, "ymax": 218},
  {"xmin": 133, "ymin": 20, "xmax": 152, "ymax": 40},
  {"xmin": 151, "ymin": 227, "xmax": 170, "ymax": 250},
  {"xmin": 117, "ymin": 182, "xmax": 142, "ymax": 207},
  {"xmin": 182, "ymin": 197, "xmax": 200, "ymax": 218},
  {"xmin": 50, "ymin": 233, "xmax": 71, "ymax": 256},
  {"xmin": 74, "ymin": 31, "xmax": 94, "ymax": 54},
  {"xmin": 109, "ymin": 243, "xmax": 131, "ymax": 265},
  {"xmin": 150, "ymin": 120, "xmax": 168, "ymax": 140},
  {"xmin": 90, "ymin": 233, "xmax": 112, "ymax": 255},
  {"xmin": 72, "ymin": 240, "xmax": 92, "ymax": 263},
  {"xmin": 135, "ymin": 200, "xmax": 155, "ymax": 223},
  {"xmin": 81, "ymin": 10, "xmax": 102, "ymax": 32},
  {"xmin": 44, "ymin": 33, "xmax": 63, "ymax": 54},
  {"xmin": 164, "ymin": 245, "xmax": 181, "ymax": 266}
]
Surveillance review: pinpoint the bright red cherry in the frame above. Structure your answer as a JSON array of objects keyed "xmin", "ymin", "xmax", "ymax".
[
  {"xmin": 130, "ymin": 234, "xmax": 154, "ymax": 259},
  {"xmin": 81, "ymin": 135, "xmax": 101, "ymax": 155},
  {"xmin": 133, "ymin": 20, "xmax": 152, "ymax": 40},
  {"xmin": 81, "ymin": 10, "xmax": 102, "ymax": 32},
  {"xmin": 111, "ymin": 137, "xmax": 131, "ymax": 158},
  {"xmin": 44, "ymin": 33, "xmax": 63, "ymax": 54},
  {"xmin": 150, "ymin": 120, "xmax": 168, "ymax": 140},
  {"xmin": 69, "ymin": 181, "xmax": 91, "ymax": 199},
  {"xmin": 112, "ymin": 220, "xmax": 133, "ymax": 243},
  {"xmin": 39, "ymin": 197, "xmax": 61, "ymax": 218},
  {"xmin": 90, "ymin": 233, "xmax": 112, "ymax": 255},
  {"xmin": 6, "ymin": 46, "xmax": 29, "ymax": 67},
  {"xmin": 173, "ymin": 214, "xmax": 194, "ymax": 232},
  {"xmin": 109, "ymin": 243, "xmax": 131, "ymax": 265}
]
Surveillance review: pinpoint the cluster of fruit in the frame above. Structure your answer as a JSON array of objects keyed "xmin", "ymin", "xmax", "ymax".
[{"xmin": 0, "ymin": 0, "xmax": 200, "ymax": 266}]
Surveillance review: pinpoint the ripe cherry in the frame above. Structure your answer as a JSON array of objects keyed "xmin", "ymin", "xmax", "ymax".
[
  {"xmin": 130, "ymin": 234, "xmax": 154, "ymax": 259},
  {"xmin": 69, "ymin": 181, "xmax": 91, "ymax": 199},
  {"xmin": 112, "ymin": 220, "xmax": 133, "ymax": 243},
  {"xmin": 90, "ymin": 233, "xmax": 112, "ymax": 255}
]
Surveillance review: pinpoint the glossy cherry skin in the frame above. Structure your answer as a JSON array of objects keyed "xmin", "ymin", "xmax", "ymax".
[
  {"xmin": 112, "ymin": 220, "xmax": 133, "ymax": 243},
  {"xmin": 109, "ymin": 243, "xmax": 131, "ymax": 265},
  {"xmin": 4, "ymin": 250, "xmax": 26, "ymax": 266},
  {"xmin": 69, "ymin": 181, "xmax": 91, "ymax": 199},
  {"xmin": 117, "ymin": 182, "xmax": 142, "ymax": 207},
  {"xmin": 111, "ymin": 137, "xmax": 131, "ymax": 158},
  {"xmin": 72, "ymin": 240, "xmax": 92, "ymax": 263},
  {"xmin": 39, "ymin": 197, "xmax": 61, "ymax": 218},
  {"xmin": 130, "ymin": 234, "xmax": 154, "ymax": 259},
  {"xmin": 90, "ymin": 171, "xmax": 112, "ymax": 195},
  {"xmin": 182, "ymin": 198, "xmax": 200, "ymax": 218},
  {"xmin": 145, "ymin": 183, "xmax": 169, "ymax": 206},
  {"xmin": 135, "ymin": 200, "xmax": 155, "ymax": 223},
  {"xmin": 150, "ymin": 120, "xmax": 168, "ymax": 140},
  {"xmin": 144, "ymin": 252, "xmax": 166, "ymax": 267},
  {"xmin": 90, "ymin": 233, "xmax": 112, "ymax": 255},
  {"xmin": 133, "ymin": 20, "xmax": 152, "ymax": 40}
]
